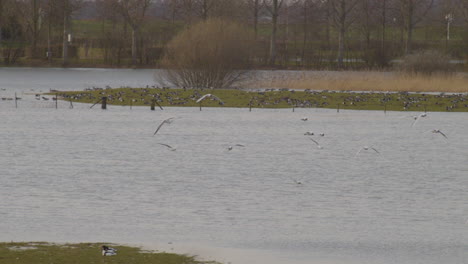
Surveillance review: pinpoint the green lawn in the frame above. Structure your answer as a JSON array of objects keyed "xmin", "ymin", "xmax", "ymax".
[
  {"xmin": 53, "ymin": 88, "xmax": 468, "ymax": 112},
  {"xmin": 0, "ymin": 242, "xmax": 218, "ymax": 264}
]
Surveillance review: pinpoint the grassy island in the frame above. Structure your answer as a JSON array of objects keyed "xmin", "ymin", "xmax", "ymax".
[
  {"xmin": 54, "ymin": 87, "xmax": 468, "ymax": 112},
  {"xmin": 0, "ymin": 242, "xmax": 217, "ymax": 264}
]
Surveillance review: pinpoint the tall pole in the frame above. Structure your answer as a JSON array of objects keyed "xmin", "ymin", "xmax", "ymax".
[
  {"xmin": 47, "ymin": 1, "xmax": 52, "ymax": 63},
  {"xmin": 62, "ymin": 0, "xmax": 69, "ymax": 67},
  {"xmin": 445, "ymin": 13, "xmax": 453, "ymax": 52}
]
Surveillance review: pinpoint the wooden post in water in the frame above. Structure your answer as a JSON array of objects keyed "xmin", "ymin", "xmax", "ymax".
[
  {"xmin": 337, "ymin": 104, "xmax": 340, "ymax": 113},
  {"xmin": 151, "ymin": 99, "xmax": 155, "ymax": 111},
  {"xmin": 199, "ymin": 102, "xmax": 202, "ymax": 111},
  {"xmin": 69, "ymin": 98, "xmax": 74, "ymax": 109},
  {"xmin": 101, "ymin": 97, "xmax": 107, "ymax": 110},
  {"xmin": 384, "ymin": 104, "xmax": 387, "ymax": 114},
  {"xmin": 130, "ymin": 99, "xmax": 132, "ymax": 110},
  {"xmin": 249, "ymin": 99, "xmax": 252, "ymax": 112},
  {"xmin": 55, "ymin": 93, "xmax": 58, "ymax": 109},
  {"xmin": 15, "ymin": 93, "xmax": 18, "ymax": 108}
]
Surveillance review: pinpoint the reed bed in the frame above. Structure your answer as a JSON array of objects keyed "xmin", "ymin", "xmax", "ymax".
[{"xmin": 250, "ymin": 71, "xmax": 468, "ymax": 93}]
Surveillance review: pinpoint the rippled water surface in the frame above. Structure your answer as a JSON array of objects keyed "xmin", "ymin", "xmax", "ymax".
[{"xmin": 0, "ymin": 68, "xmax": 467, "ymax": 264}]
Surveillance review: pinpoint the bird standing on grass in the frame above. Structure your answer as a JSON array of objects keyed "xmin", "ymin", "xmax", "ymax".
[{"xmin": 102, "ymin": 245, "xmax": 117, "ymax": 256}]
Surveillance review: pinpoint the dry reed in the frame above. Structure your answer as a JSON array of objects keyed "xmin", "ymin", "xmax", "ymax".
[{"xmin": 250, "ymin": 71, "xmax": 468, "ymax": 93}]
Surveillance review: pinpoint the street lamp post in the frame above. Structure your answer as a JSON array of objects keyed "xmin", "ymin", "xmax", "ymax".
[{"xmin": 445, "ymin": 13, "xmax": 454, "ymax": 51}]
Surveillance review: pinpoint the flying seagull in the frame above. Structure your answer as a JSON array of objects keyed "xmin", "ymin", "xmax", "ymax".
[
  {"xmin": 431, "ymin": 129, "xmax": 448, "ymax": 139},
  {"xmin": 411, "ymin": 113, "xmax": 427, "ymax": 127},
  {"xmin": 153, "ymin": 117, "xmax": 174, "ymax": 136},
  {"xmin": 158, "ymin": 143, "xmax": 176, "ymax": 151},
  {"xmin": 196, "ymin": 94, "xmax": 224, "ymax": 105},
  {"xmin": 292, "ymin": 179, "xmax": 303, "ymax": 185},
  {"xmin": 228, "ymin": 144, "xmax": 245, "ymax": 151},
  {"xmin": 355, "ymin": 146, "xmax": 382, "ymax": 157},
  {"xmin": 309, "ymin": 138, "xmax": 323, "ymax": 149}
]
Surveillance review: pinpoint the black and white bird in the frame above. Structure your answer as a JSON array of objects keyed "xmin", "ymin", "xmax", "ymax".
[
  {"xmin": 196, "ymin": 94, "xmax": 224, "ymax": 105},
  {"xmin": 355, "ymin": 146, "xmax": 382, "ymax": 157},
  {"xmin": 431, "ymin": 129, "xmax": 448, "ymax": 139},
  {"xmin": 411, "ymin": 113, "xmax": 427, "ymax": 127},
  {"xmin": 158, "ymin": 143, "xmax": 176, "ymax": 151},
  {"xmin": 309, "ymin": 138, "xmax": 323, "ymax": 149},
  {"xmin": 153, "ymin": 117, "xmax": 174, "ymax": 136},
  {"xmin": 228, "ymin": 144, "xmax": 245, "ymax": 151},
  {"xmin": 301, "ymin": 117, "xmax": 308, "ymax": 121},
  {"xmin": 102, "ymin": 245, "xmax": 117, "ymax": 256}
]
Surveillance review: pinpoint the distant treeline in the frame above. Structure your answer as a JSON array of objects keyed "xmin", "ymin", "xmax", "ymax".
[{"xmin": 1, "ymin": 0, "xmax": 468, "ymax": 69}]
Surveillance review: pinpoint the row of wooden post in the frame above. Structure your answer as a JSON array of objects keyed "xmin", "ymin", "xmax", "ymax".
[{"xmin": 9, "ymin": 95, "xmax": 427, "ymax": 114}]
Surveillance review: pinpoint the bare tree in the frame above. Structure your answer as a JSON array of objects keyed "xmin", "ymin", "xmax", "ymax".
[
  {"xmin": 329, "ymin": 0, "xmax": 359, "ymax": 68},
  {"xmin": 0, "ymin": 0, "xmax": 4, "ymax": 49},
  {"xmin": 20, "ymin": 0, "xmax": 43, "ymax": 56},
  {"xmin": 458, "ymin": 0, "xmax": 468, "ymax": 22},
  {"xmin": 1, "ymin": 0, "xmax": 25, "ymax": 64},
  {"xmin": 160, "ymin": 18, "xmax": 254, "ymax": 89},
  {"xmin": 264, "ymin": 0, "xmax": 284, "ymax": 66},
  {"xmin": 397, "ymin": 0, "xmax": 434, "ymax": 54},
  {"xmin": 162, "ymin": 0, "xmax": 183, "ymax": 23},
  {"xmin": 245, "ymin": 0, "xmax": 261, "ymax": 40},
  {"xmin": 111, "ymin": 0, "xmax": 151, "ymax": 66}
]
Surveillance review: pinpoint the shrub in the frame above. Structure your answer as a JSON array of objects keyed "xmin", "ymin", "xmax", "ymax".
[
  {"xmin": 396, "ymin": 50, "xmax": 454, "ymax": 76},
  {"xmin": 158, "ymin": 18, "xmax": 254, "ymax": 89}
]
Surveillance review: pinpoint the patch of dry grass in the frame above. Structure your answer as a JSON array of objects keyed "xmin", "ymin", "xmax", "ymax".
[{"xmin": 251, "ymin": 71, "xmax": 468, "ymax": 93}]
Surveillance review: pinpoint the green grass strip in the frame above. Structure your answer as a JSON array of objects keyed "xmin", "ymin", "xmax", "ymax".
[
  {"xmin": 0, "ymin": 242, "xmax": 218, "ymax": 264},
  {"xmin": 52, "ymin": 88, "xmax": 468, "ymax": 112}
]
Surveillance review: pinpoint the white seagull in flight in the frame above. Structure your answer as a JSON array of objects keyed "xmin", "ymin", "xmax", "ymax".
[
  {"xmin": 308, "ymin": 138, "xmax": 323, "ymax": 149},
  {"xmin": 411, "ymin": 113, "xmax": 427, "ymax": 127},
  {"xmin": 431, "ymin": 129, "xmax": 448, "ymax": 139},
  {"xmin": 153, "ymin": 117, "xmax": 174, "ymax": 135},
  {"xmin": 158, "ymin": 143, "xmax": 176, "ymax": 151},
  {"xmin": 196, "ymin": 94, "xmax": 224, "ymax": 105},
  {"xmin": 355, "ymin": 146, "xmax": 382, "ymax": 157},
  {"xmin": 228, "ymin": 144, "xmax": 245, "ymax": 151}
]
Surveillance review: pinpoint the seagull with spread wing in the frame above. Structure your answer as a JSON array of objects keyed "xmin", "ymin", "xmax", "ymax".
[
  {"xmin": 411, "ymin": 113, "xmax": 427, "ymax": 127},
  {"xmin": 158, "ymin": 143, "xmax": 176, "ymax": 151},
  {"xmin": 196, "ymin": 94, "xmax": 224, "ymax": 105},
  {"xmin": 228, "ymin": 144, "xmax": 245, "ymax": 151},
  {"xmin": 153, "ymin": 117, "xmax": 174, "ymax": 136},
  {"xmin": 308, "ymin": 138, "xmax": 323, "ymax": 149},
  {"xmin": 355, "ymin": 146, "xmax": 382, "ymax": 157},
  {"xmin": 431, "ymin": 129, "xmax": 448, "ymax": 139}
]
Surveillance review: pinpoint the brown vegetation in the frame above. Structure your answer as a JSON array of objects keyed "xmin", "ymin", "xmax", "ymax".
[
  {"xmin": 158, "ymin": 18, "xmax": 254, "ymax": 88},
  {"xmin": 250, "ymin": 71, "xmax": 468, "ymax": 93},
  {"xmin": 397, "ymin": 50, "xmax": 455, "ymax": 76}
]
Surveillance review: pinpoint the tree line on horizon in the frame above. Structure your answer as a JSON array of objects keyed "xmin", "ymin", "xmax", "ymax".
[{"xmin": 1, "ymin": 0, "xmax": 468, "ymax": 69}]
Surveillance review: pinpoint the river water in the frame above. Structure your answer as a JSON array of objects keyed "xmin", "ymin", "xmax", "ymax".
[{"xmin": 0, "ymin": 68, "xmax": 467, "ymax": 264}]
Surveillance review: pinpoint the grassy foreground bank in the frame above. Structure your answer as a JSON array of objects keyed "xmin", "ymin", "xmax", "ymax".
[
  {"xmin": 0, "ymin": 242, "xmax": 217, "ymax": 264},
  {"xmin": 55, "ymin": 87, "xmax": 468, "ymax": 112}
]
